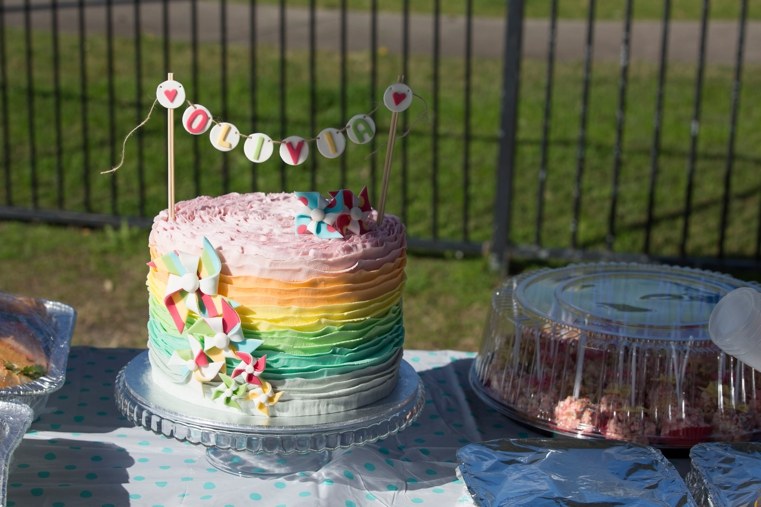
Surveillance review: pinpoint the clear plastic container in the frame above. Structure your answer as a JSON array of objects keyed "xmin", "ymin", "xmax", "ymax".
[{"xmin": 471, "ymin": 263, "xmax": 761, "ymax": 448}]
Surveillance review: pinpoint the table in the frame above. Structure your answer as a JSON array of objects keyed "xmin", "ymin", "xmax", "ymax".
[{"xmin": 7, "ymin": 347, "xmax": 534, "ymax": 507}]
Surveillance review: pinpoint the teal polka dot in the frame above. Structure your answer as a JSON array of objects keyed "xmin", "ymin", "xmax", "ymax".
[
  {"xmin": 343, "ymin": 470, "xmax": 355, "ymax": 480},
  {"xmin": 159, "ymin": 465, "xmax": 171, "ymax": 470},
  {"xmin": 200, "ymin": 495, "xmax": 212, "ymax": 500},
  {"xmin": 44, "ymin": 453, "xmax": 56, "ymax": 460},
  {"xmin": 86, "ymin": 473, "xmax": 97, "ymax": 480},
  {"xmin": 129, "ymin": 494, "xmax": 142, "ymax": 500},
  {"xmin": 432, "ymin": 487, "xmax": 445, "ymax": 494},
  {"xmin": 50, "ymin": 424, "xmax": 61, "ymax": 430},
  {"xmin": 364, "ymin": 463, "xmax": 376, "ymax": 472},
  {"xmin": 80, "ymin": 491, "xmax": 93, "ymax": 498},
  {"xmin": 16, "ymin": 464, "xmax": 29, "ymax": 469},
  {"xmin": 346, "ymin": 502, "xmax": 357, "ymax": 507},
  {"xmin": 420, "ymin": 448, "xmax": 431, "ymax": 456},
  {"xmin": 411, "ymin": 356, "xmax": 421, "ymax": 362},
  {"xmin": 411, "ymin": 498, "xmax": 424, "ymax": 503},
  {"xmin": 408, "ymin": 477, "xmax": 419, "ymax": 484},
  {"xmin": 90, "ymin": 455, "xmax": 103, "ymax": 462},
  {"xmin": 249, "ymin": 492, "xmax": 262, "ymax": 500},
  {"xmin": 387, "ymin": 484, "xmax": 399, "ymax": 491},
  {"xmin": 203, "ymin": 482, "xmax": 215, "ymax": 490},
  {"xmin": 37, "ymin": 471, "xmax": 50, "ymax": 478},
  {"xmin": 366, "ymin": 493, "xmax": 377, "ymax": 501},
  {"xmin": 183, "ymin": 458, "xmax": 195, "ymax": 464},
  {"xmin": 134, "ymin": 476, "xmax": 145, "ymax": 481},
  {"xmin": 385, "ymin": 459, "xmax": 394, "ymax": 467},
  {"xmin": 414, "ymin": 438, "xmax": 426, "ymax": 444},
  {"xmin": 73, "ymin": 416, "xmax": 84, "ymax": 423},
  {"xmin": 378, "ymin": 447, "xmax": 390, "ymax": 455},
  {"xmin": 180, "ymin": 477, "xmax": 193, "ymax": 482},
  {"xmin": 321, "ymin": 479, "xmax": 334, "ymax": 486},
  {"xmin": 425, "ymin": 468, "xmax": 438, "ymax": 476},
  {"xmin": 64, "ymin": 465, "xmax": 76, "ymax": 470},
  {"xmin": 155, "ymin": 481, "xmax": 168, "ymax": 488},
  {"xmin": 137, "ymin": 458, "xmax": 149, "ymax": 463},
  {"xmin": 161, "ymin": 447, "xmax": 173, "ymax": 453},
  {"xmin": 30, "ymin": 488, "xmax": 44, "ymax": 497},
  {"xmin": 138, "ymin": 441, "xmax": 150, "ymax": 446},
  {"xmin": 274, "ymin": 481, "xmax": 286, "ymax": 489}
]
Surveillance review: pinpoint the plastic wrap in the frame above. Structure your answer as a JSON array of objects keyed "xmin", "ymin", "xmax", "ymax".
[
  {"xmin": 457, "ymin": 438, "xmax": 695, "ymax": 507},
  {"xmin": 686, "ymin": 442, "xmax": 761, "ymax": 507},
  {"xmin": 472, "ymin": 263, "xmax": 761, "ymax": 447},
  {"xmin": 0, "ymin": 293, "xmax": 76, "ymax": 416}
]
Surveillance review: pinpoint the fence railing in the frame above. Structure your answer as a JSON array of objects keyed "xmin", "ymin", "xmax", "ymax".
[{"xmin": 0, "ymin": 0, "xmax": 759, "ymax": 271}]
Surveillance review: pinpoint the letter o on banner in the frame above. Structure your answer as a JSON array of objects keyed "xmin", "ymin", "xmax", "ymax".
[
  {"xmin": 182, "ymin": 105, "xmax": 212, "ymax": 135},
  {"xmin": 346, "ymin": 114, "xmax": 376, "ymax": 145},
  {"xmin": 279, "ymin": 136, "xmax": 309, "ymax": 166},
  {"xmin": 244, "ymin": 133, "xmax": 274, "ymax": 163},
  {"xmin": 316, "ymin": 128, "xmax": 346, "ymax": 159},
  {"xmin": 210, "ymin": 122, "xmax": 240, "ymax": 152}
]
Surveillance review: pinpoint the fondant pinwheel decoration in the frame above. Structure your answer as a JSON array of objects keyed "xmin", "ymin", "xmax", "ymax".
[
  {"xmin": 185, "ymin": 299, "xmax": 245, "ymax": 358},
  {"xmin": 149, "ymin": 236, "xmax": 222, "ymax": 332},
  {"xmin": 231, "ymin": 352, "xmax": 267, "ymax": 387},
  {"xmin": 167, "ymin": 334, "xmax": 226, "ymax": 390},
  {"xmin": 294, "ymin": 191, "xmax": 345, "ymax": 239},
  {"xmin": 331, "ymin": 187, "xmax": 372, "ymax": 236},
  {"xmin": 247, "ymin": 381, "xmax": 284, "ymax": 417},
  {"xmin": 211, "ymin": 374, "xmax": 249, "ymax": 410}
]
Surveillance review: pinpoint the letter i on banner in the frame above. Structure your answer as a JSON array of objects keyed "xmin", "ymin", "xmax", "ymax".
[
  {"xmin": 377, "ymin": 77, "xmax": 413, "ymax": 224},
  {"xmin": 157, "ymin": 73, "xmax": 186, "ymax": 221}
]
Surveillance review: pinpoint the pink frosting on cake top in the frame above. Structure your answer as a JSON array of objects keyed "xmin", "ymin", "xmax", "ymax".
[{"xmin": 149, "ymin": 192, "xmax": 406, "ymax": 281}]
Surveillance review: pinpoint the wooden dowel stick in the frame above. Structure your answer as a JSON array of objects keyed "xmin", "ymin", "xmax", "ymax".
[{"xmin": 167, "ymin": 72, "xmax": 175, "ymax": 221}]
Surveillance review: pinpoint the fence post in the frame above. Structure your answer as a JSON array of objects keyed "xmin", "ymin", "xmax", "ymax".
[{"xmin": 491, "ymin": 0, "xmax": 524, "ymax": 272}]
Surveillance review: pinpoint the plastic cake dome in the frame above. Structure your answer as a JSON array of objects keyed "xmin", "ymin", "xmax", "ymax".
[{"xmin": 471, "ymin": 263, "xmax": 761, "ymax": 447}]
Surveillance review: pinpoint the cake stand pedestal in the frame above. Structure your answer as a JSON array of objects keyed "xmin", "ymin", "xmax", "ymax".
[{"xmin": 115, "ymin": 351, "xmax": 425, "ymax": 476}]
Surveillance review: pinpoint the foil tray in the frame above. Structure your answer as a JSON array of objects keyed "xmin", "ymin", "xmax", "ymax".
[{"xmin": 457, "ymin": 438, "xmax": 696, "ymax": 507}]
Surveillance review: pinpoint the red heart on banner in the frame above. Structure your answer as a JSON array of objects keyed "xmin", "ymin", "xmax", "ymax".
[
  {"xmin": 392, "ymin": 92, "xmax": 407, "ymax": 106},
  {"xmin": 163, "ymin": 88, "xmax": 178, "ymax": 104}
]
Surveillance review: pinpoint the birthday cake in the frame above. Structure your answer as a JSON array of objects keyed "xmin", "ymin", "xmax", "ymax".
[{"xmin": 146, "ymin": 190, "xmax": 406, "ymax": 417}]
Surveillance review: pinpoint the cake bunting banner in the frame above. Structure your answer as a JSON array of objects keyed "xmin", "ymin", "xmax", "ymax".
[{"xmin": 101, "ymin": 73, "xmax": 422, "ymax": 226}]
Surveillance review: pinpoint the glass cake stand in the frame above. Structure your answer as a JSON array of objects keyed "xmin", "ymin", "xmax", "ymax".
[{"xmin": 115, "ymin": 351, "xmax": 425, "ymax": 476}]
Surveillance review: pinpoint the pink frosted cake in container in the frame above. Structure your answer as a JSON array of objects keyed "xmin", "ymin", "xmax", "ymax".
[{"xmin": 471, "ymin": 263, "xmax": 761, "ymax": 447}]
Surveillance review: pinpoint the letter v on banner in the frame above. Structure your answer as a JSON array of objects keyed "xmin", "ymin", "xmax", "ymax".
[{"xmin": 280, "ymin": 136, "xmax": 309, "ymax": 166}]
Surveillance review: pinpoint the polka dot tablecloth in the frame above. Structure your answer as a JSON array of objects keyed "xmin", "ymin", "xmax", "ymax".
[{"xmin": 6, "ymin": 347, "xmax": 536, "ymax": 507}]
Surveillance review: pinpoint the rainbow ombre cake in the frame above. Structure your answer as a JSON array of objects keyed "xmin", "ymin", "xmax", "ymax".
[{"xmin": 146, "ymin": 191, "xmax": 406, "ymax": 417}]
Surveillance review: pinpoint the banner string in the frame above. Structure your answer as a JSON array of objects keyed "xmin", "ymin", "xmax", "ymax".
[{"xmin": 101, "ymin": 99, "xmax": 160, "ymax": 174}]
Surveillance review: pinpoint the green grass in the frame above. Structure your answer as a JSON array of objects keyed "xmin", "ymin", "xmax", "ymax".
[
  {"xmin": 240, "ymin": 0, "xmax": 761, "ymax": 20},
  {"xmin": 2, "ymin": 24, "xmax": 761, "ymax": 349}
]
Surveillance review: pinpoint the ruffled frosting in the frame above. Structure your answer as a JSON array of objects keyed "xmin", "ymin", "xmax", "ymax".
[{"xmin": 146, "ymin": 192, "xmax": 407, "ymax": 417}]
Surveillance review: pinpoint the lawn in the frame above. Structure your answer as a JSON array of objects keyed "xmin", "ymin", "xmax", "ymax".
[{"xmin": 1, "ymin": 4, "xmax": 761, "ymax": 350}]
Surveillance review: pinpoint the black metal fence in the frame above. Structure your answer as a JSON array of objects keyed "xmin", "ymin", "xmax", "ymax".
[{"xmin": 0, "ymin": 0, "xmax": 759, "ymax": 271}]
